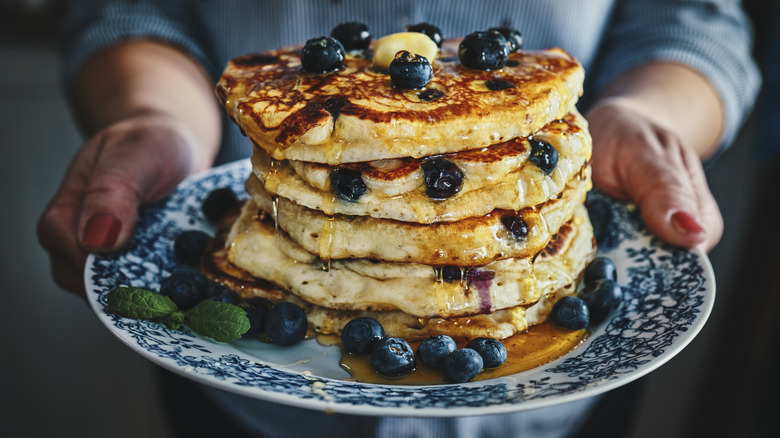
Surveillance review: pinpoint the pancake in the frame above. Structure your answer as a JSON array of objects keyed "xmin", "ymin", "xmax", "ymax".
[
  {"xmin": 253, "ymin": 110, "xmax": 592, "ymax": 223},
  {"xmin": 222, "ymin": 200, "xmax": 594, "ymax": 319},
  {"xmin": 216, "ymin": 41, "xmax": 584, "ymax": 164},
  {"xmin": 203, "ymin": 204, "xmax": 592, "ymax": 340},
  {"xmin": 245, "ymin": 166, "xmax": 590, "ymax": 265}
]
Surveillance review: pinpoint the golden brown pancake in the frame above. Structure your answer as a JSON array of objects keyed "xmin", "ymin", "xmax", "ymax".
[
  {"xmin": 221, "ymin": 200, "xmax": 594, "ymax": 319},
  {"xmin": 216, "ymin": 42, "xmax": 584, "ymax": 164},
  {"xmin": 252, "ymin": 110, "xmax": 592, "ymax": 223},
  {"xmin": 203, "ymin": 203, "xmax": 593, "ymax": 339},
  {"xmin": 245, "ymin": 168, "xmax": 590, "ymax": 265}
]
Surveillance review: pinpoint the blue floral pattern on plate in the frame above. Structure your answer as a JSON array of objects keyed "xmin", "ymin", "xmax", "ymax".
[{"xmin": 85, "ymin": 159, "xmax": 714, "ymax": 417}]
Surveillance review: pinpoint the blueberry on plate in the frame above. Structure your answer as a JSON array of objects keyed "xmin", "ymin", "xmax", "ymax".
[
  {"xmin": 501, "ymin": 214, "xmax": 528, "ymax": 240},
  {"xmin": 488, "ymin": 26, "xmax": 523, "ymax": 52},
  {"xmin": 458, "ymin": 30, "xmax": 510, "ymax": 70},
  {"xmin": 243, "ymin": 304, "xmax": 268, "ymax": 338},
  {"xmin": 405, "ymin": 22, "xmax": 444, "ymax": 47},
  {"xmin": 417, "ymin": 335, "xmax": 457, "ymax": 367},
  {"xmin": 330, "ymin": 167, "xmax": 367, "ymax": 202},
  {"xmin": 330, "ymin": 22, "xmax": 371, "ymax": 51},
  {"xmin": 550, "ymin": 296, "xmax": 590, "ymax": 330},
  {"xmin": 389, "ymin": 50, "xmax": 433, "ymax": 89},
  {"xmin": 208, "ymin": 283, "xmax": 240, "ymax": 305},
  {"xmin": 422, "ymin": 157, "xmax": 463, "ymax": 199},
  {"xmin": 301, "ymin": 36, "xmax": 345, "ymax": 73},
  {"xmin": 159, "ymin": 268, "xmax": 210, "ymax": 310},
  {"xmin": 173, "ymin": 229, "xmax": 212, "ymax": 267},
  {"xmin": 442, "ymin": 348, "xmax": 483, "ymax": 383},
  {"xmin": 341, "ymin": 317, "xmax": 385, "ymax": 355},
  {"xmin": 528, "ymin": 137, "xmax": 559, "ymax": 175},
  {"xmin": 584, "ymin": 256, "xmax": 618, "ymax": 286},
  {"xmin": 264, "ymin": 302, "xmax": 308, "ymax": 345},
  {"xmin": 370, "ymin": 337, "xmax": 416, "ymax": 377},
  {"xmin": 202, "ymin": 187, "xmax": 238, "ymax": 224},
  {"xmin": 581, "ymin": 279, "xmax": 622, "ymax": 323},
  {"xmin": 585, "ymin": 197, "xmax": 619, "ymax": 251},
  {"xmin": 465, "ymin": 337, "xmax": 507, "ymax": 368}
]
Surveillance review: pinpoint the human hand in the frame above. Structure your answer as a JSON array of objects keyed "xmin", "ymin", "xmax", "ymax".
[
  {"xmin": 586, "ymin": 98, "xmax": 723, "ymax": 252},
  {"xmin": 37, "ymin": 113, "xmax": 201, "ymax": 296}
]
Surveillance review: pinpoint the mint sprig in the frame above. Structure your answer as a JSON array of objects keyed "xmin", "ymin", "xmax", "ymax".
[
  {"xmin": 107, "ymin": 286, "xmax": 178, "ymax": 320},
  {"xmin": 106, "ymin": 285, "xmax": 250, "ymax": 342},
  {"xmin": 185, "ymin": 300, "xmax": 250, "ymax": 342}
]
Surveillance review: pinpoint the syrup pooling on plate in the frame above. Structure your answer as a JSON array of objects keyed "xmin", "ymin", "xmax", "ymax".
[{"xmin": 330, "ymin": 322, "xmax": 588, "ymax": 385}]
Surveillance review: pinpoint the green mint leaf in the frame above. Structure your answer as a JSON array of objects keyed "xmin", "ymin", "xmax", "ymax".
[
  {"xmin": 107, "ymin": 286, "xmax": 178, "ymax": 320},
  {"xmin": 165, "ymin": 311, "xmax": 185, "ymax": 330},
  {"xmin": 185, "ymin": 300, "xmax": 250, "ymax": 342}
]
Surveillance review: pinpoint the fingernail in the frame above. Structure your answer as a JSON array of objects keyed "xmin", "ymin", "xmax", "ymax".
[
  {"xmin": 82, "ymin": 214, "xmax": 121, "ymax": 248},
  {"xmin": 670, "ymin": 211, "xmax": 705, "ymax": 235}
]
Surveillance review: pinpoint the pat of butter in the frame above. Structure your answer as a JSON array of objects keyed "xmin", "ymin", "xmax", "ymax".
[{"xmin": 372, "ymin": 32, "xmax": 438, "ymax": 70}]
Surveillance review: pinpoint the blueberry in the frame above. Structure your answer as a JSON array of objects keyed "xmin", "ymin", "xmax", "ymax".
[
  {"xmin": 417, "ymin": 335, "xmax": 457, "ymax": 367},
  {"xmin": 440, "ymin": 266, "xmax": 466, "ymax": 282},
  {"xmin": 485, "ymin": 79, "xmax": 514, "ymax": 91},
  {"xmin": 301, "ymin": 36, "xmax": 345, "ymax": 73},
  {"xmin": 501, "ymin": 214, "xmax": 528, "ymax": 239},
  {"xmin": 159, "ymin": 268, "xmax": 210, "ymax": 310},
  {"xmin": 405, "ymin": 22, "xmax": 444, "ymax": 47},
  {"xmin": 370, "ymin": 337, "xmax": 416, "ymax": 377},
  {"xmin": 264, "ymin": 302, "xmax": 308, "ymax": 345},
  {"xmin": 465, "ymin": 337, "xmax": 507, "ymax": 368},
  {"xmin": 585, "ymin": 197, "xmax": 619, "ymax": 251},
  {"xmin": 208, "ymin": 284, "xmax": 239, "ymax": 305},
  {"xmin": 202, "ymin": 187, "xmax": 238, "ymax": 224},
  {"xmin": 458, "ymin": 30, "xmax": 510, "ymax": 70},
  {"xmin": 421, "ymin": 157, "xmax": 463, "ymax": 199},
  {"xmin": 528, "ymin": 138, "xmax": 559, "ymax": 175},
  {"xmin": 243, "ymin": 304, "xmax": 268, "ymax": 338},
  {"xmin": 442, "ymin": 348, "xmax": 483, "ymax": 383},
  {"xmin": 389, "ymin": 50, "xmax": 433, "ymax": 89},
  {"xmin": 418, "ymin": 89, "xmax": 445, "ymax": 101},
  {"xmin": 341, "ymin": 317, "xmax": 385, "ymax": 355},
  {"xmin": 488, "ymin": 26, "xmax": 523, "ymax": 52},
  {"xmin": 330, "ymin": 22, "xmax": 371, "ymax": 51},
  {"xmin": 330, "ymin": 167, "xmax": 367, "ymax": 202},
  {"xmin": 550, "ymin": 296, "xmax": 590, "ymax": 330},
  {"xmin": 584, "ymin": 257, "xmax": 618, "ymax": 286},
  {"xmin": 173, "ymin": 229, "xmax": 211, "ymax": 267},
  {"xmin": 581, "ymin": 279, "xmax": 622, "ymax": 323}
]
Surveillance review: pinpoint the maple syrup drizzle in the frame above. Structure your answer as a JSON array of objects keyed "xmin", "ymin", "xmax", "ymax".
[
  {"xmin": 318, "ymin": 216, "xmax": 335, "ymax": 272},
  {"xmin": 324, "ymin": 321, "xmax": 587, "ymax": 385},
  {"xmin": 271, "ymin": 195, "xmax": 280, "ymax": 245}
]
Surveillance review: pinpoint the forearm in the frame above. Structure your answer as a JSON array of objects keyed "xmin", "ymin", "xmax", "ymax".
[
  {"xmin": 71, "ymin": 40, "xmax": 222, "ymax": 172},
  {"xmin": 592, "ymin": 62, "xmax": 725, "ymax": 160}
]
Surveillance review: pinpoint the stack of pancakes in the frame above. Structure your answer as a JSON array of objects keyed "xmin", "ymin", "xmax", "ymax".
[{"xmin": 210, "ymin": 38, "xmax": 595, "ymax": 341}]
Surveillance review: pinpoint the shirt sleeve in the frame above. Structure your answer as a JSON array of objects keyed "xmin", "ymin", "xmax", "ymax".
[
  {"xmin": 59, "ymin": 0, "xmax": 218, "ymax": 96},
  {"xmin": 589, "ymin": 0, "xmax": 761, "ymax": 150}
]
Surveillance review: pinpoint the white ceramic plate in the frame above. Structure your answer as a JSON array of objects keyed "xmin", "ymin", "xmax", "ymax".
[{"xmin": 85, "ymin": 159, "xmax": 715, "ymax": 417}]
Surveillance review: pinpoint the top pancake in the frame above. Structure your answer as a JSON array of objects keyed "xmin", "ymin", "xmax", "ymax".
[{"xmin": 216, "ymin": 41, "xmax": 584, "ymax": 164}]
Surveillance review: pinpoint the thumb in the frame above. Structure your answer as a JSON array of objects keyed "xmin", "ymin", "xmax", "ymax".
[
  {"xmin": 624, "ymin": 144, "xmax": 713, "ymax": 249},
  {"xmin": 78, "ymin": 121, "xmax": 196, "ymax": 252}
]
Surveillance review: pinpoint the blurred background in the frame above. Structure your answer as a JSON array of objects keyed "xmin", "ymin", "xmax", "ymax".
[{"xmin": 1, "ymin": 0, "xmax": 777, "ymax": 436}]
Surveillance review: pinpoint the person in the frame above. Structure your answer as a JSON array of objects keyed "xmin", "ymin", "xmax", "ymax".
[{"xmin": 37, "ymin": 1, "xmax": 760, "ymax": 437}]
